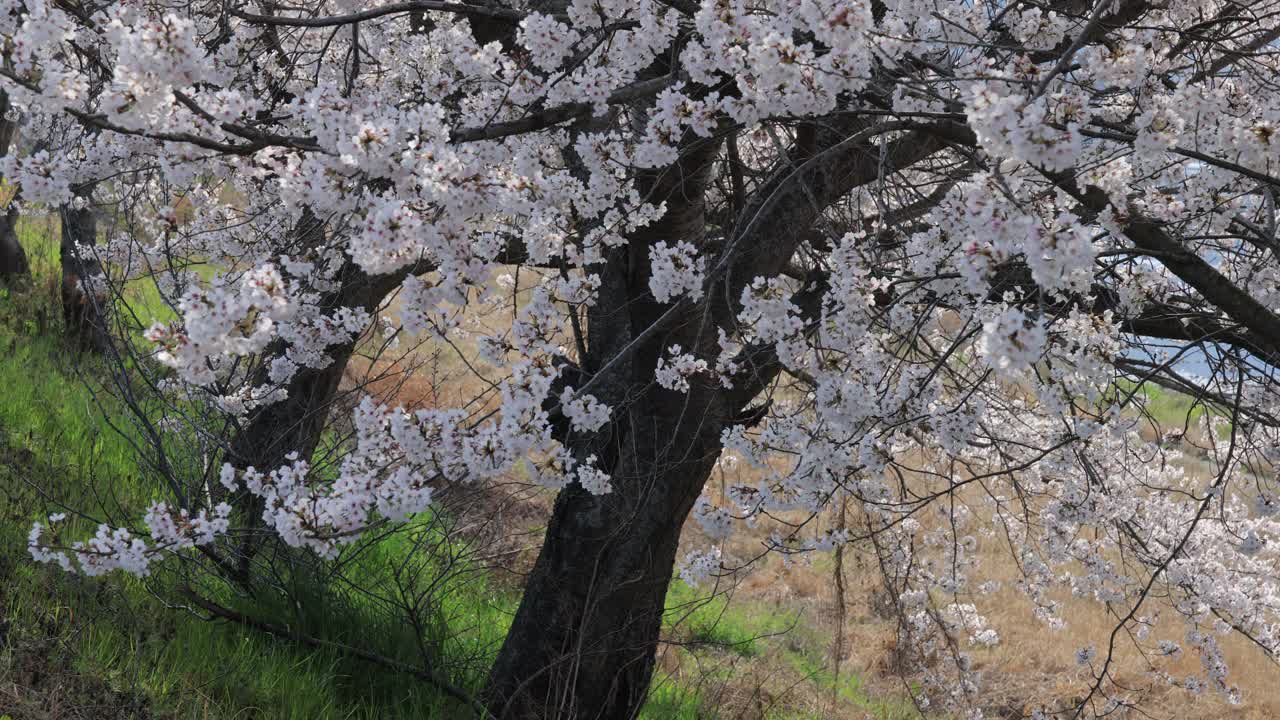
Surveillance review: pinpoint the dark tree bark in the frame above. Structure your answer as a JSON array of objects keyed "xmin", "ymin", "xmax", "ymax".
[
  {"xmin": 483, "ymin": 406, "xmax": 728, "ymax": 720},
  {"xmin": 483, "ymin": 129, "xmax": 729, "ymax": 719},
  {"xmin": 0, "ymin": 89, "xmax": 28, "ymax": 283},
  {"xmin": 60, "ymin": 184, "xmax": 113, "ymax": 352},
  {"xmin": 0, "ymin": 204, "xmax": 24, "ymax": 282}
]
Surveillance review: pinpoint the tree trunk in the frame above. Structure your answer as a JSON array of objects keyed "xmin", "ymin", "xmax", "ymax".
[
  {"xmin": 484, "ymin": 129, "xmax": 731, "ymax": 720},
  {"xmin": 480, "ymin": 108, "xmax": 955, "ymax": 718},
  {"xmin": 60, "ymin": 184, "xmax": 112, "ymax": 352},
  {"xmin": 222, "ymin": 246, "xmax": 428, "ymax": 584},
  {"xmin": 0, "ymin": 204, "xmax": 25, "ymax": 281},
  {"xmin": 484, "ymin": 392, "xmax": 726, "ymax": 720},
  {"xmin": 0, "ymin": 89, "xmax": 28, "ymax": 283},
  {"xmin": 224, "ymin": 338, "xmax": 360, "ymax": 583}
]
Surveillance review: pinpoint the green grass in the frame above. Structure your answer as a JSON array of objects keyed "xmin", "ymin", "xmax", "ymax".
[
  {"xmin": 664, "ymin": 579, "xmax": 798, "ymax": 658},
  {"xmin": 1103, "ymin": 378, "xmax": 1237, "ymax": 446},
  {"xmin": 658, "ymin": 580, "xmax": 922, "ymax": 718},
  {"xmin": 1115, "ymin": 379, "xmax": 1207, "ymax": 428},
  {"xmin": 0, "ymin": 380, "xmax": 502, "ymax": 718},
  {"xmin": 0, "ymin": 352, "xmax": 502, "ymax": 717}
]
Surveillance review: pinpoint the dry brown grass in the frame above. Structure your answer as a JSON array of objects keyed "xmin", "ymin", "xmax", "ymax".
[
  {"xmin": 351, "ymin": 317, "xmax": 1278, "ymax": 718},
  {"xmin": 674, "ymin": 448, "xmax": 1280, "ymax": 719}
]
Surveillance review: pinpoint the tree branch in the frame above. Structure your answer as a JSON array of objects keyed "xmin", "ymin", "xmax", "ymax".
[{"xmin": 232, "ymin": 2, "xmax": 527, "ymax": 28}]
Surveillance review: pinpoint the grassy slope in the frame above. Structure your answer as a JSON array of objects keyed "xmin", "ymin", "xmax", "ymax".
[
  {"xmin": 0, "ymin": 218, "xmax": 912, "ymax": 719},
  {"xmin": 0, "ymin": 234, "xmax": 419, "ymax": 717},
  {"xmin": 0, "ymin": 217, "xmax": 489, "ymax": 718}
]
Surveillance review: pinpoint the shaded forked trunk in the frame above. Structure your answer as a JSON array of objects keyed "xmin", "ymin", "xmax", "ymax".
[{"xmin": 483, "ymin": 392, "xmax": 726, "ymax": 720}]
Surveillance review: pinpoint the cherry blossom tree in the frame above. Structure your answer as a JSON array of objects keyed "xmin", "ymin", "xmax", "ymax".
[{"xmin": 9, "ymin": 0, "xmax": 1280, "ymax": 717}]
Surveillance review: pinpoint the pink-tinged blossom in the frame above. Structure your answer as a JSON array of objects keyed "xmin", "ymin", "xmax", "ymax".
[
  {"xmin": 977, "ymin": 306, "xmax": 1046, "ymax": 375},
  {"xmin": 679, "ymin": 548, "xmax": 721, "ymax": 587},
  {"xmin": 647, "ymin": 240, "xmax": 705, "ymax": 303},
  {"xmin": 655, "ymin": 345, "xmax": 709, "ymax": 393},
  {"xmin": 559, "ymin": 387, "xmax": 611, "ymax": 433}
]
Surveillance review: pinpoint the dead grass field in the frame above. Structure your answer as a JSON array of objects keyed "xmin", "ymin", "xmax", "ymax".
[
  {"xmin": 668, "ymin": 439, "xmax": 1280, "ymax": 720},
  {"xmin": 346, "ymin": 314, "xmax": 1280, "ymax": 719}
]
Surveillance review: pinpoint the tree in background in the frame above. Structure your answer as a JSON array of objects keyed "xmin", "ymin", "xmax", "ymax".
[
  {"xmin": 7, "ymin": 0, "xmax": 1280, "ymax": 717},
  {"xmin": 0, "ymin": 88, "xmax": 28, "ymax": 281},
  {"xmin": 1, "ymin": 102, "xmax": 114, "ymax": 349},
  {"xmin": 59, "ymin": 180, "xmax": 115, "ymax": 350}
]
